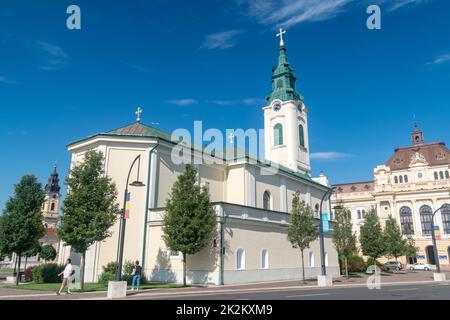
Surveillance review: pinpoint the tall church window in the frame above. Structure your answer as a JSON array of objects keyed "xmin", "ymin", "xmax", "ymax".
[
  {"xmin": 236, "ymin": 249, "xmax": 245, "ymax": 270},
  {"xmin": 434, "ymin": 172, "xmax": 439, "ymax": 180},
  {"xmin": 442, "ymin": 204, "xmax": 450, "ymax": 235},
  {"xmin": 273, "ymin": 124, "xmax": 283, "ymax": 146},
  {"xmin": 446, "ymin": 171, "xmax": 450, "ymax": 179},
  {"xmin": 420, "ymin": 205, "xmax": 433, "ymax": 235},
  {"xmin": 440, "ymin": 171, "xmax": 444, "ymax": 180},
  {"xmin": 394, "ymin": 176, "xmax": 398, "ymax": 184},
  {"xmin": 261, "ymin": 249, "xmax": 269, "ymax": 269},
  {"xmin": 263, "ymin": 191, "xmax": 271, "ymax": 210},
  {"xmin": 50, "ymin": 203, "xmax": 55, "ymax": 211},
  {"xmin": 404, "ymin": 175, "xmax": 408, "ymax": 183},
  {"xmin": 309, "ymin": 252, "xmax": 315, "ymax": 267},
  {"xmin": 357, "ymin": 210, "xmax": 361, "ymax": 219},
  {"xmin": 299, "ymin": 124, "xmax": 305, "ymax": 148},
  {"xmin": 400, "ymin": 206, "xmax": 414, "ymax": 234},
  {"xmin": 399, "ymin": 176, "xmax": 403, "ymax": 183}
]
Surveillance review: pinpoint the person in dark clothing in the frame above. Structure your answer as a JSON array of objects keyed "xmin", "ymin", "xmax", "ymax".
[{"xmin": 131, "ymin": 260, "xmax": 142, "ymax": 290}]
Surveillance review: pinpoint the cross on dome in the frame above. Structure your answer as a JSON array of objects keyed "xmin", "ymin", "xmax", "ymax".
[
  {"xmin": 135, "ymin": 107, "xmax": 143, "ymax": 122},
  {"xmin": 276, "ymin": 28, "xmax": 286, "ymax": 47}
]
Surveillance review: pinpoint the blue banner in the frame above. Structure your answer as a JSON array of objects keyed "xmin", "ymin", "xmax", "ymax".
[{"xmin": 322, "ymin": 213, "xmax": 329, "ymax": 233}]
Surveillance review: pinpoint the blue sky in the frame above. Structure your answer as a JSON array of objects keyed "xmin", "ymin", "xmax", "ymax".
[{"xmin": 1, "ymin": 0, "xmax": 450, "ymax": 209}]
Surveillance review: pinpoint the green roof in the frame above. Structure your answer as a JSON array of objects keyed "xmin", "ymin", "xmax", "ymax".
[{"xmin": 68, "ymin": 121, "xmax": 327, "ymax": 189}]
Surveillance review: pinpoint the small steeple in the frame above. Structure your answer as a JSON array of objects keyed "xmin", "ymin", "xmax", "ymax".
[
  {"xmin": 267, "ymin": 29, "xmax": 303, "ymax": 103},
  {"xmin": 45, "ymin": 165, "xmax": 61, "ymax": 194},
  {"xmin": 411, "ymin": 123, "xmax": 425, "ymax": 145}
]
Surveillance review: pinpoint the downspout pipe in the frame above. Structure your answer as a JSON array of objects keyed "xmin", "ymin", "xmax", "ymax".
[{"xmin": 141, "ymin": 141, "xmax": 159, "ymax": 270}]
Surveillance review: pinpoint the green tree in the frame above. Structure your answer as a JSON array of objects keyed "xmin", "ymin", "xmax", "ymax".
[
  {"xmin": 384, "ymin": 215, "xmax": 406, "ymax": 262},
  {"xmin": 58, "ymin": 150, "xmax": 119, "ymax": 290},
  {"xmin": 287, "ymin": 192, "xmax": 319, "ymax": 283},
  {"xmin": 332, "ymin": 204, "xmax": 357, "ymax": 279},
  {"xmin": 404, "ymin": 235, "xmax": 419, "ymax": 265},
  {"xmin": 23, "ymin": 241, "xmax": 41, "ymax": 270},
  {"xmin": 0, "ymin": 175, "xmax": 45, "ymax": 285},
  {"xmin": 40, "ymin": 244, "xmax": 57, "ymax": 262},
  {"xmin": 359, "ymin": 209, "xmax": 385, "ymax": 264},
  {"xmin": 162, "ymin": 164, "xmax": 217, "ymax": 287}
]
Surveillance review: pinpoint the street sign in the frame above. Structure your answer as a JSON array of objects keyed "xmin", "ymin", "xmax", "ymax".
[{"xmin": 322, "ymin": 213, "xmax": 329, "ymax": 233}]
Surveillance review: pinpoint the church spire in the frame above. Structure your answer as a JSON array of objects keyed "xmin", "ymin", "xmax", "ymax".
[
  {"xmin": 267, "ymin": 29, "xmax": 303, "ymax": 103},
  {"xmin": 411, "ymin": 123, "xmax": 425, "ymax": 145},
  {"xmin": 45, "ymin": 165, "xmax": 61, "ymax": 194}
]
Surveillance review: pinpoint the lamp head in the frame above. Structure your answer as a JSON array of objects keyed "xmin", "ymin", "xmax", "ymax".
[{"xmin": 130, "ymin": 181, "xmax": 145, "ymax": 187}]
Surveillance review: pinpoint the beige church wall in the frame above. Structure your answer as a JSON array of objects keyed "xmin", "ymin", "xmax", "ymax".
[
  {"xmin": 155, "ymin": 149, "xmax": 185, "ymax": 208},
  {"xmin": 144, "ymin": 222, "xmax": 221, "ymax": 285},
  {"xmin": 223, "ymin": 219, "xmax": 339, "ymax": 284},
  {"xmin": 254, "ymin": 170, "xmax": 281, "ymax": 211},
  {"xmin": 225, "ymin": 165, "xmax": 246, "ymax": 205},
  {"xmin": 198, "ymin": 164, "xmax": 225, "ymax": 203}
]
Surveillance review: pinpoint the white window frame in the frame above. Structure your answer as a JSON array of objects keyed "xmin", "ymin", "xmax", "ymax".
[
  {"xmin": 236, "ymin": 248, "xmax": 246, "ymax": 270},
  {"xmin": 261, "ymin": 249, "xmax": 269, "ymax": 270}
]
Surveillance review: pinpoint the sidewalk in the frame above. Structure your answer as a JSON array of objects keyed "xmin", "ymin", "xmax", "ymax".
[{"xmin": 0, "ymin": 271, "xmax": 448, "ymax": 300}]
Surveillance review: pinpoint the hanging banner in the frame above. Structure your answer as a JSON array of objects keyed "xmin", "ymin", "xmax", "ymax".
[
  {"xmin": 124, "ymin": 192, "xmax": 131, "ymax": 220},
  {"xmin": 434, "ymin": 225, "xmax": 441, "ymax": 241},
  {"xmin": 322, "ymin": 213, "xmax": 330, "ymax": 233}
]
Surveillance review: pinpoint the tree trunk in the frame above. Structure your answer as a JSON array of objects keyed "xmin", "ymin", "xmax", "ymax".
[
  {"xmin": 80, "ymin": 251, "xmax": 86, "ymax": 291},
  {"xmin": 345, "ymin": 256, "xmax": 349, "ymax": 279},
  {"xmin": 24, "ymin": 257, "xmax": 28, "ymax": 271},
  {"xmin": 182, "ymin": 253, "xmax": 187, "ymax": 287},
  {"xmin": 300, "ymin": 250, "xmax": 306, "ymax": 284},
  {"xmin": 13, "ymin": 253, "xmax": 17, "ymax": 276},
  {"xmin": 15, "ymin": 254, "xmax": 21, "ymax": 286}
]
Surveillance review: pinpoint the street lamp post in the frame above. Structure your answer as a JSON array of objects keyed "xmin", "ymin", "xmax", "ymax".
[
  {"xmin": 115, "ymin": 155, "xmax": 145, "ymax": 281},
  {"xmin": 431, "ymin": 206, "xmax": 444, "ymax": 274},
  {"xmin": 318, "ymin": 187, "xmax": 335, "ymax": 276}
]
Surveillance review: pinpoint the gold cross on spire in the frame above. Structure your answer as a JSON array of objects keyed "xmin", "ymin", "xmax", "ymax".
[
  {"xmin": 276, "ymin": 28, "xmax": 286, "ymax": 47},
  {"xmin": 135, "ymin": 106, "xmax": 143, "ymax": 122}
]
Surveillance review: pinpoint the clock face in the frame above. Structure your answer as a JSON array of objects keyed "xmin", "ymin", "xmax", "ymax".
[{"xmin": 273, "ymin": 103, "xmax": 281, "ymax": 112}]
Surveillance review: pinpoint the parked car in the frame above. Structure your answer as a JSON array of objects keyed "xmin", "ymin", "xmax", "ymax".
[
  {"xmin": 407, "ymin": 263, "xmax": 431, "ymax": 271},
  {"xmin": 384, "ymin": 261, "xmax": 403, "ymax": 271}
]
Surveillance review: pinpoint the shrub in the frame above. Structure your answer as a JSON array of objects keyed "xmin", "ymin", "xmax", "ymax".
[
  {"xmin": 99, "ymin": 260, "xmax": 148, "ymax": 285},
  {"xmin": 123, "ymin": 260, "xmax": 134, "ymax": 276},
  {"xmin": 23, "ymin": 266, "xmax": 37, "ymax": 282},
  {"xmin": 99, "ymin": 272, "xmax": 115, "ymax": 285},
  {"xmin": 346, "ymin": 255, "xmax": 367, "ymax": 273},
  {"xmin": 102, "ymin": 261, "xmax": 117, "ymax": 274},
  {"xmin": 40, "ymin": 245, "xmax": 57, "ymax": 262},
  {"xmin": 32, "ymin": 263, "xmax": 64, "ymax": 283}
]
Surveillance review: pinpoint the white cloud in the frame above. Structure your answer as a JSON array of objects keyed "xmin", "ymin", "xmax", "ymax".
[
  {"xmin": 208, "ymin": 98, "xmax": 265, "ymax": 106},
  {"xmin": 202, "ymin": 30, "xmax": 243, "ymax": 49},
  {"xmin": 0, "ymin": 76, "xmax": 17, "ymax": 84},
  {"xmin": 237, "ymin": 0, "xmax": 353, "ymax": 28},
  {"xmin": 386, "ymin": 0, "xmax": 429, "ymax": 11},
  {"xmin": 36, "ymin": 41, "xmax": 69, "ymax": 70},
  {"xmin": 167, "ymin": 99, "xmax": 199, "ymax": 106},
  {"xmin": 427, "ymin": 53, "xmax": 450, "ymax": 65},
  {"xmin": 310, "ymin": 151, "xmax": 353, "ymax": 160}
]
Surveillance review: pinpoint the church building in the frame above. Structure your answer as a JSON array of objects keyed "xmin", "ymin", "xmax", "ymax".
[{"xmin": 58, "ymin": 33, "xmax": 340, "ymax": 285}]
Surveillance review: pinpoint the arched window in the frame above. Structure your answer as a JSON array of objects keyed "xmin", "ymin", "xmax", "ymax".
[
  {"xmin": 261, "ymin": 249, "xmax": 269, "ymax": 269},
  {"xmin": 434, "ymin": 172, "xmax": 439, "ymax": 180},
  {"xmin": 273, "ymin": 124, "xmax": 283, "ymax": 146},
  {"xmin": 236, "ymin": 249, "xmax": 245, "ymax": 270},
  {"xmin": 362, "ymin": 209, "xmax": 367, "ymax": 219},
  {"xmin": 400, "ymin": 206, "xmax": 414, "ymax": 234},
  {"xmin": 394, "ymin": 176, "xmax": 398, "ymax": 184},
  {"xmin": 446, "ymin": 171, "xmax": 450, "ymax": 179},
  {"xmin": 277, "ymin": 79, "xmax": 283, "ymax": 88},
  {"xmin": 420, "ymin": 205, "xmax": 433, "ymax": 235},
  {"xmin": 404, "ymin": 175, "xmax": 408, "ymax": 183},
  {"xmin": 299, "ymin": 124, "xmax": 305, "ymax": 148},
  {"xmin": 440, "ymin": 171, "xmax": 444, "ymax": 180},
  {"xmin": 442, "ymin": 204, "xmax": 450, "ymax": 235},
  {"xmin": 357, "ymin": 210, "xmax": 361, "ymax": 219},
  {"xmin": 399, "ymin": 175, "xmax": 403, "ymax": 183},
  {"xmin": 263, "ymin": 191, "xmax": 271, "ymax": 210},
  {"xmin": 50, "ymin": 202, "xmax": 55, "ymax": 211},
  {"xmin": 309, "ymin": 252, "xmax": 315, "ymax": 267}
]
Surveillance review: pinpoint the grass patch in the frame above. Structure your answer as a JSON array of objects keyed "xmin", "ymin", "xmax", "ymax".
[
  {"xmin": 4, "ymin": 282, "xmax": 184, "ymax": 292},
  {"xmin": 0, "ymin": 268, "xmax": 22, "ymax": 273}
]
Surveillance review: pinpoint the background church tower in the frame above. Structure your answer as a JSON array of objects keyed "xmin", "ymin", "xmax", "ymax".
[
  {"xmin": 42, "ymin": 165, "xmax": 61, "ymax": 231},
  {"xmin": 263, "ymin": 29, "xmax": 311, "ymax": 174}
]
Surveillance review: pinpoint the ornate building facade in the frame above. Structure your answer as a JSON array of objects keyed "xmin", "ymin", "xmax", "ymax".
[{"xmin": 333, "ymin": 126, "xmax": 450, "ymax": 269}]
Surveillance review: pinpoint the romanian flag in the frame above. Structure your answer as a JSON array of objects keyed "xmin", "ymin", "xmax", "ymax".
[
  {"xmin": 434, "ymin": 226, "xmax": 441, "ymax": 241},
  {"xmin": 124, "ymin": 192, "xmax": 131, "ymax": 220}
]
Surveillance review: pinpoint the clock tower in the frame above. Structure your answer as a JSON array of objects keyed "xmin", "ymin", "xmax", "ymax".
[{"xmin": 263, "ymin": 29, "xmax": 311, "ymax": 174}]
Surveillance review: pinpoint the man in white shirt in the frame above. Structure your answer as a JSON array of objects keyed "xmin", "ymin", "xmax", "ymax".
[{"xmin": 56, "ymin": 258, "xmax": 73, "ymax": 295}]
